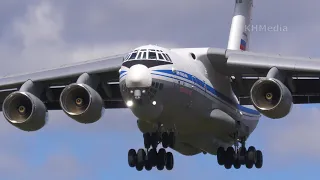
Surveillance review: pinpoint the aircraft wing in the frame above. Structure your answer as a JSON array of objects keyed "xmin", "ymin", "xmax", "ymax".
[
  {"xmin": 222, "ymin": 49, "xmax": 320, "ymax": 105},
  {"xmin": 205, "ymin": 48, "xmax": 320, "ymax": 105},
  {"xmin": 0, "ymin": 55, "xmax": 126, "ymax": 110}
]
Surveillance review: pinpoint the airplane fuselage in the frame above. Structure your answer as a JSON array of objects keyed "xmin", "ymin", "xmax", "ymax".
[{"xmin": 119, "ymin": 45, "xmax": 261, "ymax": 155}]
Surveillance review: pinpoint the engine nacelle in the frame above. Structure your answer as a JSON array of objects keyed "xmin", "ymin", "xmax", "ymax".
[
  {"xmin": 59, "ymin": 83, "xmax": 104, "ymax": 123},
  {"xmin": 2, "ymin": 91, "xmax": 48, "ymax": 131},
  {"xmin": 250, "ymin": 78, "xmax": 292, "ymax": 119}
]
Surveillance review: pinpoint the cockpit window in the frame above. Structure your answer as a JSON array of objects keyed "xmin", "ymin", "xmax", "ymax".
[
  {"xmin": 158, "ymin": 53, "xmax": 164, "ymax": 60},
  {"xmin": 162, "ymin": 53, "xmax": 168, "ymax": 61},
  {"xmin": 137, "ymin": 52, "xmax": 142, "ymax": 59},
  {"xmin": 164, "ymin": 54, "xmax": 172, "ymax": 62},
  {"xmin": 129, "ymin": 52, "xmax": 137, "ymax": 60},
  {"xmin": 124, "ymin": 54, "xmax": 130, "ymax": 61},
  {"xmin": 148, "ymin": 52, "xmax": 157, "ymax": 59},
  {"xmin": 123, "ymin": 49, "xmax": 172, "ymax": 62}
]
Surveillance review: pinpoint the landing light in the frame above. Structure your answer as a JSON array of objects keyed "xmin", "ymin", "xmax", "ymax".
[
  {"xmin": 126, "ymin": 100, "xmax": 133, "ymax": 107},
  {"xmin": 152, "ymin": 101, "xmax": 157, "ymax": 105},
  {"xmin": 172, "ymin": 67, "xmax": 176, "ymax": 73}
]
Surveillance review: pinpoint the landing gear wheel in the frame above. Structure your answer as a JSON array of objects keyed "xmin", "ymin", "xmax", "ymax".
[
  {"xmin": 217, "ymin": 147, "xmax": 225, "ymax": 165},
  {"xmin": 224, "ymin": 147, "xmax": 235, "ymax": 169},
  {"xmin": 143, "ymin": 133, "xmax": 151, "ymax": 149},
  {"xmin": 128, "ymin": 149, "xmax": 137, "ymax": 167},
  {"xmin": 145, "ymin": 159, "xmax": 153, "ymax": 171},
  {"xmin": 255, "ymin": 150, "xmax": 263, "ymax": 169},
  {"xmin": 239, "ymin": 147, "xmax": 246, "ymax": 165},
  {"xmin": 136, "ymin": 149, "xmax": 146, "ymax": 171},
  {"xmin": 165, "ymin": 152, "xmax": 174, "ymax": 170},
  {"xmin": 245, "ymin": 146, "xmax": 256, "ymax": 169},
  {"xmin": 148, "ymin": 148, "xmax": 157, "ymax": 166},
  {"xmin": 157, "ymin": 148, "xmax": 166, "ymax": 170},
  {"xmin": 162, "ymin": 133, "xmax": 169, "ymax": 148}
]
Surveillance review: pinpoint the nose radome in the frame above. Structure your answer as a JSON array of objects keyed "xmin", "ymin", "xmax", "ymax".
[{"xmin": 125, "ymin": 64, "xmax": 152, "ymax": 88}]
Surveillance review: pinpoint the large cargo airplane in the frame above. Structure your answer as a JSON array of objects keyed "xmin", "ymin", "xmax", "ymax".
[{"xmin": 0, "ymin": 0, "xmax": 318, "ymax": 171}]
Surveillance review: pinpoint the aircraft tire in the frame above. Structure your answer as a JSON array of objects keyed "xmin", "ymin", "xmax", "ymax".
[
  {"xmin": 157, "ymin": 148, "xmax": 166, "ymax": 170},
  {"xmin": 148, "ymin": 148, "xmax": 158, "ymax": 166},
  {"xmin": 255, "ymin": 150, "xmax": 263, "ymax": 169},
  {"xmin": 136, "ymin": 149, "xmax": 146, "ymax": 170},
  {"xmin": 145, "ymin": 160, "xmax": 153, "ymax": 171},
  {"xmin": 217, "ymin": 147, "xmax": 225, "ymax": 165},
  {"xmin": 239, "ymin": 147, "xmax": 246, "ymax": 165},
  {"xmin": 128, "ymin": 149, "xmax": 137, "ymax": 167},
  {"xmin": 165, "ymin": 152, "xmax": 174, "ymax": 170},
  {"xmin": 223, "ymin": 147, "xmax": 234, "ymax": 169},
  {"xmin": 245, "ymin": 146, "xmax": 256, "ymax": 169}
]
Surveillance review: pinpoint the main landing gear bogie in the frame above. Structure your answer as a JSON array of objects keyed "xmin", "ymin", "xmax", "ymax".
[
  {"xmin": 217, "ymin": 145, "xmax": 263, "ymax": 169},
  {"xmin": 128, "ymin": 131, "xmax": 176, "ymax": 171}
]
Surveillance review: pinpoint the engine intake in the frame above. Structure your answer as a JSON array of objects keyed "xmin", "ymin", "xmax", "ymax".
[
  {"xmin": 60, "ymin": 83, "xmax": 104, "ymax": 123},
  {"xmin": 2, "ymin": 91, "xmax": 47, "ymax": 131},
  {"xmin": 250, "ymin": 78, "xmax": 292, "ymax": 119}
]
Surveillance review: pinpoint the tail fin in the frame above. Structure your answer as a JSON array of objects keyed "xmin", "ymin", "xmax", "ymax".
[{"xmin": 227, "ymin": 0, "xmax": 253, "ymax": 51}]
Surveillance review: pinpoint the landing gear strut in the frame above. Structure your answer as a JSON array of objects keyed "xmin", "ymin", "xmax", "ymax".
[
  {"xmin": 217, "ymin": 137, "xmax": 263, "ymax": 169},
  {"xmin": 128, "ymin": 126, "xmax": 176, "ymax": 171},
  {"xmin": 143, "ymin": 132, "xmax": 175, "ymax": 149}
]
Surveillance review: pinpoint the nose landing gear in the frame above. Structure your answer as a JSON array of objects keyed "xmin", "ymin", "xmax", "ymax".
[
  {"xmin": 127, "ymin": 125, "xmax": 176, "ymax": 171},
  {"xmin": 128, "ymin": 147, "xmax": 174, "ymax": 171}
]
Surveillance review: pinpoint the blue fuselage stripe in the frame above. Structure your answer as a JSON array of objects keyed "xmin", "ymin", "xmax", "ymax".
[{"xmin": 120, "ymin": 69, "xmax": 260, "ymax": 115}]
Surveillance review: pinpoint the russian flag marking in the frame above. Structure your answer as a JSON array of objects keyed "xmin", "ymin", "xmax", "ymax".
[{"xmin": 240, "ymin": 39, "xmax": 246, "ymax": 50}]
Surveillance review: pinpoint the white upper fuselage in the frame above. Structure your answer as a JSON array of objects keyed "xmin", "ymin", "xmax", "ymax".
[{"xmin": 119, "ymin": 45, "xmax": 260, "ymax": 155}]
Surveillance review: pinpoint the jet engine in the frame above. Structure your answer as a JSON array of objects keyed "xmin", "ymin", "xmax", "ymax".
[
  {"xmin": 2, "ymin": 91, "xmax": 48, "ymax": 131},
  {"xmin": 250, "ymin": 78, "xmax": 292, "ymax": 119},
  {"xmin": 59, "ymin": 83, "xmax": 104, "ymax": 123}
]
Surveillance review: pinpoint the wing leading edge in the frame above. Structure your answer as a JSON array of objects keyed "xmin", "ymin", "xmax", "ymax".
[
  {"xmin": 205, "ymin": 48, "xmax": 320, "ymax": 105},
  {"xmin": 0, "ymin": 55, "xmax": 127, "ymax": 110}
]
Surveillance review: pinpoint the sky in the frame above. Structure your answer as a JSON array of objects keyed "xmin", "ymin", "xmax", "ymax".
[{"xmin": 0, "ymin": 0, "xmax": 319, "ymax": 179}]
